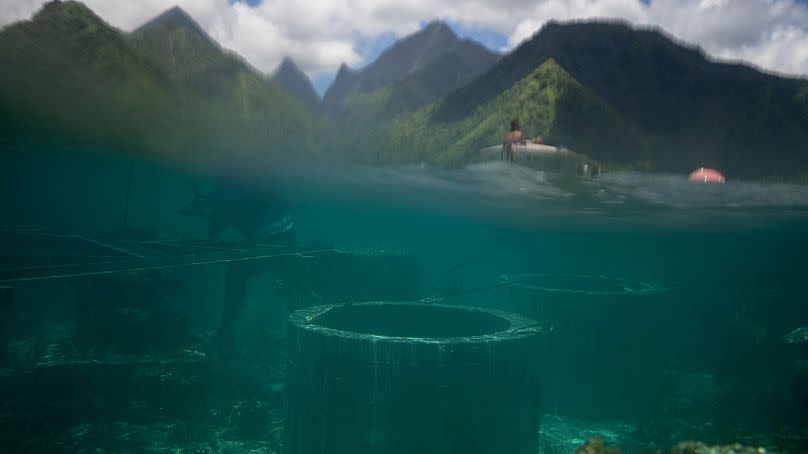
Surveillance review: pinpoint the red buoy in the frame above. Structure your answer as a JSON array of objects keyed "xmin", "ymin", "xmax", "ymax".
[{"xmin": 688, "ymin": 167, "xmax": 725, "ymax": 183}]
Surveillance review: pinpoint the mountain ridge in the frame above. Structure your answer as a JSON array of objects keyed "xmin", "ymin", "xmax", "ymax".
[
  {"xmin": 322, "ymin": 19, "xmax": 499, "ymax": 116},
  {"xmin": 271, "ymin": 57, "xmax": 320, "ymax": 113},
  {"xmin": 127, "ymin": 4, "xmax": 327, "ymax": 157},
  {"xmin": 0, "ymin": 0, "xmax": 190, "ymax": 154},
  {"xmin": 381, "ymin": 58, "xmax": 647, "ymax": 165},
  {"xmin": 2, "ymin": 2, "xmax": 808, "ymax": 177},
  {"xmin": 427, "ymin": 20, "xmax": 808, "ymax": 175},
  {"xmin": 0, "ymin": 0, "xmax": 322, "ymax": 163},
  {"xmin": 133, "ymin": 5, "xmax": 219, "ymax": 50}
]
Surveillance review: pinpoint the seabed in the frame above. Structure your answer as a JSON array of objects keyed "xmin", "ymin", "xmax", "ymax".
[{"xmin": 0, "ymin": 227, "xmax": 805, "ymax": 453}]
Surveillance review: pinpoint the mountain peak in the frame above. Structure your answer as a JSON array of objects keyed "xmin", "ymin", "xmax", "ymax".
[
  {"xmin": 412, "ymin": 19, "xmax": 459, "ymax": 48},
  {"xmin": 423, "ymin": 20, "xmax": 456, "ymax": 38},
  {"xmin": 139, "ymin": 5, "xmax": 192, "ymax": 28},
  {"xmin": 279, "ymin": 56, "xmax": 296, "ymax": 67},
  {"xmin": 322, "ymin": 20, "xmax": 496, "ymax": 116},
  {"xmin": 336, "ymin": 63, "xmax": 353, "ymax": 75},
  {"xmin": 275, "ymin": 56, "xmax": 303, "ymax": 75},
  {"xmin": 34, "ymin": 1, "xmax": 99, "ymax": 22},
  {"xmin": 273, "ymin": 56, "xmax": 307, "ymax": 78},
  {"xmin": 322, "ymin": 63, "xmax": 358, "ymax": 111},
  {"xmin": 272, "ymin": 57, "xmax": 320, "ymax": 112},
  {"xmin": 134, "ymin": 5, "xmax": 219, "ymax": 49},
  {"xmin": 326, "ymin": 18, "xmax": 463, "ymax": 101}
]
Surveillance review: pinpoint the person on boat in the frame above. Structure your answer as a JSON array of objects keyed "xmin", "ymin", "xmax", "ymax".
[
  {"xmin": 530, "ymin": 135, "xmax": 544, "ymax": 144},
  {"xmin": 502, "ymin": 118, "xmax": 524, "ymax": 162}
]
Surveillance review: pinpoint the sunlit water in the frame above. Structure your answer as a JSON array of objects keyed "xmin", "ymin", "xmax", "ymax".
[{"xmin": 2, "ymin": 148, "xmax": 808, "ymax": 452}]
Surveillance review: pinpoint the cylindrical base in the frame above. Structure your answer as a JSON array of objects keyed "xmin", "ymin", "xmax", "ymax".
[
  {"xmin": 284, "ymin": 302, "xmax": 543, "ymax": 454},
  {"xmin": 497, "ymin": 274, "xmax": 668, "ymax": 419}
]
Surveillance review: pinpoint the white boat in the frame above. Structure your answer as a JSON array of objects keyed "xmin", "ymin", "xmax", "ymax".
[
  {"xmin": 480, "ymin": 142, "xmax": 560, "ymax": 156},
  {"xmin": 479, "ymin": 142, "xmax": 601, "ymax": 177}
]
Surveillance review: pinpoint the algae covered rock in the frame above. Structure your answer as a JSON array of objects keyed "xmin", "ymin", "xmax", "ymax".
[
  {"xmin": 576, "ymin": 437, "xmax": 622, "ymax": 454},
  {"xmin": 782, "ymin": 327, "xmax": 808, "ymax": 344},
  {"xmin": 667, "ymin": 441, "xmax": 768, "ymax": 454}
]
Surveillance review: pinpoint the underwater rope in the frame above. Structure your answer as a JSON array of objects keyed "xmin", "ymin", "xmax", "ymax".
[{"xmin": 0, "ymin": 247, "xmax": 341, "ymax": 284}]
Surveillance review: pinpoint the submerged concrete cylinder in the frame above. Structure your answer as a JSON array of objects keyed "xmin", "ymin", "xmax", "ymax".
[
  {"xmin": 284, "ymin": 302, "xmax": 544, "ymax": 454},
  {"xmin": 497, "ymin": 273, "xmax": 670, "ymax": 419}
]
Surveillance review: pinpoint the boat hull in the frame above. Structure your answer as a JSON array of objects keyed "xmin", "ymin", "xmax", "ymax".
[{"xmin": 478, "ymin": 143, "xmax": 600, "ymax": 178}]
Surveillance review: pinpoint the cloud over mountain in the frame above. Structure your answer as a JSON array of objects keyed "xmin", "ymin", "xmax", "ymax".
[{"xmin": 1, "ymin": 0, "xmax": 807, "ymax": 80}]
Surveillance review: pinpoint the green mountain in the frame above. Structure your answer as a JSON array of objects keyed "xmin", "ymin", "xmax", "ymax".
[
  {"xmin": 322, "ymin": 20, "xmax": 499, "ymax": 117},
  {"xmin": 381, "ymin": 59, "xmax": 646, "ymax": 165},
  {"xmin": 271, "ymin": 57, "xmax": 320, "ymax": 112},
  {"xmin": 129, "ymin": 5, "xmax": 321, "ymax": 156},
  {"xmin": 431, "ymin": 21, "xmax": 808, "ymax": 176},
  {"xmin": 2, "ymin": 4, "xmax": 807, "ymax": 178},
  {"xmin": 364, "ymin": 50, "xmax": 496, "ymax": 118},
  {"xmin": 332, "ymin": 47, "xmax": 509, "ymax": 161},
  {"xmin": 0, "ymin": 1, "xmax": 320, "ymax": 163},
  {"xmin": 323, "ymin": 22, "xmax": 500, "ymax": 160},
  {"xmin": 129, "ymin": 6, "xmax": 225, "ymax": 91},
  {"xmin": 0, "ymin": 1, "xmax": 193, "ymax": 154}
]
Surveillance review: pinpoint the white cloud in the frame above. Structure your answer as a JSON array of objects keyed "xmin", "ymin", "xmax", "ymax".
[
  {"xmin": 504, "ymin": 1, "xmax": 645, "ymax": 48},
  {"xmin": 643, "ymin": 0, "xmax": 808, "ymax": 77},
  {"xmin": 1, "ymin": 0, "xmax": 807, "ymax": 80},
  {"xmin": 0, "ymin": 0, "xmax": 44, "ymax": 25}
]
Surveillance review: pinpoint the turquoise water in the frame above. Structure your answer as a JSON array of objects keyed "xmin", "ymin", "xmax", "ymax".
[{"xmin": 2, "ymin": 148, "xmax": 808, "ymax": 452}]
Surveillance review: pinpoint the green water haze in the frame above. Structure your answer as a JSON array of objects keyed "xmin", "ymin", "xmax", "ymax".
[{"xmin": 2, "ymin": 1, "xmax": 808, "ymax": 452}]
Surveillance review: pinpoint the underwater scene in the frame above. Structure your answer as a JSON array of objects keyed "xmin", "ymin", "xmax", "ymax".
[
  {"xmin": 3, "ymin": 1, "xmax": 808, "ymax": 453},
  {"xmin": 1, "ymin": 146, "xmax": 807, "ymax": 454}
]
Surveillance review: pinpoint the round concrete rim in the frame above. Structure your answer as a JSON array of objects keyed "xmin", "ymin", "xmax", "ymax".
[{"xmin": 288, "ymin": 301, "xmax": 546, "ymax": 345}]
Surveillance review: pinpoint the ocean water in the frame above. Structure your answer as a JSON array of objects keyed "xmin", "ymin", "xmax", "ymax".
[{"xmin": 2, "ymin": 148, "xmax": 808, "ymax": 453}]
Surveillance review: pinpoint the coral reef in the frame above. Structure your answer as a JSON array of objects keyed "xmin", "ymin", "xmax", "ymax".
[
  {"xmin": 573, "ymin": 438, "xmax": 772, "ymax": 454},
  {"xmin": 576, "ymin": 437, "xmax": 622, "ymax": 454},
  {"xmin": 666, "ymin": 441, "xmax": 767, "ymax": 454}
]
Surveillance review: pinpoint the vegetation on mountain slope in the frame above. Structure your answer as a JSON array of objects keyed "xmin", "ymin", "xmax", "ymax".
[
  {"xmin": 1, "ymin": 1, "xmax": 322, "ymax": 165},
  {"xmin": 431, "ymin": 21, "xmax": 808, "ymax": 175},
  {"xmin": 271, "ymin": 57, "xmax": 320, "ymax": 113},
  {"xmin": 323, "ymin": 20, "xmax": 499, "ymax": 118},
  {"xmin": 381, "ymin": 59, "xmax": 646, "ymax": 165},
  {"xmin": 2, "ymin": 3, "xmax": 807, "ymax": 178}
]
